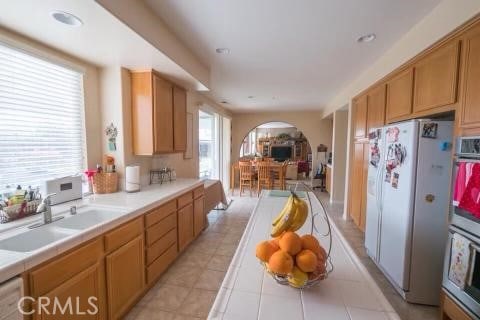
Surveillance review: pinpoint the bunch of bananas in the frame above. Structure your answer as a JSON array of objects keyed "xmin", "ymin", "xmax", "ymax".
[{"xmin": 271, "ymin": 192, "xmax": 308, "ymax": 237}]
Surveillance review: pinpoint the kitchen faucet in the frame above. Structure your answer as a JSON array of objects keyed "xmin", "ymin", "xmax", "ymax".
[{"xmin": 29, "ymin": 193, "xmax": 64, "ymax": 228}]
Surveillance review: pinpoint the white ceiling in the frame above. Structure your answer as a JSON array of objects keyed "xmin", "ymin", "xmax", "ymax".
[
  {"xmin": 145, "ymin": 0, "xmax": 441, "ymax": 112},
  {"xmin": 257, "ymin": 122, "xmax": 295, "ymax": 129},
  {"xmin": 0, "ymin": 0, "xmax": 206, "ymax": 90}
]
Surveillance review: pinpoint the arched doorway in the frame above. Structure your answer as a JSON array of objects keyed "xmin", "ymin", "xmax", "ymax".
[{"xmin": 239, "ymin": 121, "xmax": 313, "ymax": 179}]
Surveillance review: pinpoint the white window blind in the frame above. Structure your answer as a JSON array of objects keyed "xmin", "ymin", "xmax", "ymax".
[{"xmin": 0, "ymin": 42, "xmax": 85, "ymax": 192}]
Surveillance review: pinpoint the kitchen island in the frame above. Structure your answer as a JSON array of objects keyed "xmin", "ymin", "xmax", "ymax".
[{"xmin": 208, "ymin": 191, "xmax": 399, "ymax": 320}]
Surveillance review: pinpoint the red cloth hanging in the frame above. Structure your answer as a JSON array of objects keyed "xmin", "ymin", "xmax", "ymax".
[{"xmin": 459, "ymin": 163, "xmax": 480, "ymax": 218}]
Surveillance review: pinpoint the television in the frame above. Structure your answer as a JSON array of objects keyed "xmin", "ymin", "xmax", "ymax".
[{"xmin": 270, "ymin": 145, "xmax": 292, "ymax": 161}]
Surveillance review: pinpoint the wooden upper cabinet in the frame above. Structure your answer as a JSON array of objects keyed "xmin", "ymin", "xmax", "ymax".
[
  {"xmin": 353, "ymin": 94, "xmax": 368, "ymax": 139},
  {"xmin": 460, "ymin": 24, "xmax": 480, "ymax": 127},
  {"xmin": 366, "ymin": 84, "xmax": 386, "ymax": 133},
  {"xmin": 131, "ymin": 70, "xmax": 187, "ymax": 155},
  {"xmin": 173, "ymin": 86, "xmax": 187, "ymax": 152},
  {"xmin": 413, "ymin": 40, "xmax": 460, "ymax": 113},
  {"xmin": 386, "ymin": 68, "xmax": 414, "ymax": 122},
  {"xmin": 153, "ymin": 75, "xmax": 174, "ymax": 153}
]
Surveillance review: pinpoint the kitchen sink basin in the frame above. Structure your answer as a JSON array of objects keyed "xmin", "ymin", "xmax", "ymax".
[
  {"xmin": 53, "ymin": 207, "xmax": 126, "ymax": 230},
  {"xmin": 0, "ymin": 226, "xmax": 78, "ymax": 252}
]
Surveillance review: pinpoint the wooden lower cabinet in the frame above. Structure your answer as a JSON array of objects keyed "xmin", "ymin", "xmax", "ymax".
[
  {"xmin": 178, "ymin": 203, "xmax": 194, "ymax": 251},
  {"xmin": 349, "ymin": 142, "xmax": 368, "ymax": 231},
  {"xmin": 194, "ymin": 196, "xmax": 205, "ymax": 237},
  {"xmin": 34, "ymin": 263, "xmax": 105, "ymax": 320},
  {"xmin": 441, "ymin": 290, "xmax": 472, "ymax": 320},
  {"xmin": 106, "ymin": 235, "xmax": 145, "ymax": 320}
]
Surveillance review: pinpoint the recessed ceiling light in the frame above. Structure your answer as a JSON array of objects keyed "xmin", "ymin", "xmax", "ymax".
[
  {"xmin": 215, "ymin": 48, "xmax": 230, "ymax": 54},
  {"xmin": 51, "ymin": 11, "xmax": 83, "ymax": 27},
  {"xmin": 221, "ymin": 100, "xmax": 228, "ymax": 104},
  {"xmin": 357, "ymin": 33, "xmax": 376, "ymax": 43},
  {"xmin": 248, "ymin": 96, "xmax": 254, "ymax": 99}
]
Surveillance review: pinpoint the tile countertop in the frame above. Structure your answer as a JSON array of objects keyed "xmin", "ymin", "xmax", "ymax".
[
  {"xmin": 208, "ymin": 191, "xmax": 400, "ymax": 320},
  {"xmin": 0, "ymin": 178, "xmax": 203, "ymax": 284}
]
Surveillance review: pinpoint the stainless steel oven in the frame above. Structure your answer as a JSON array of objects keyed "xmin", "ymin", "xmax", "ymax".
[
  {"xmin": 443, "ymin": 136, "xmax": 480, "ymax": 319},
  {"xmin": 451, "ymin": 136, "xmax": 480, "ymax": 236},
  {"xmin": 443, "ymin": 225, "xmax": 480, "ymax": 319}
]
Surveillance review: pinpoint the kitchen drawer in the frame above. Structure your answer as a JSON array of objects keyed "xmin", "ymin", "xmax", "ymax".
[
  {"xmin": 145, "ymin": 200, "xmax": 176, "ymax": 228},
  {"xmin": 177, "ymin": 192, "xmax": 193, "ymax": 209},
  {"xmin": 145, "ymin": 213, "xmax": 176, "ymax": 247},
  {"xmin": 146, "ymin": 243, "xmax": 177, "ymax": 284},
  {"xmin": 105, "ymin": 217, "xmax": 143, "ymax": 253},
  {"xmin": 146, "ymin": 228, "xmax": 177, "ymax": 265},
  {"xmin": 28, "ymin": 238, "xmax": 103, "ymax": 296},
  {"xmin": 193, "ymin": 186, "xmax": 204, "ymax": 199}
]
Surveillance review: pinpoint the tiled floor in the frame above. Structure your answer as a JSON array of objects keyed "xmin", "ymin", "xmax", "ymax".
[
  {"xmin": 313, "ymin": 191, "xmax": 440, "ymax": 320},
  {"xmin": 125, "ymin": 196, "xmax": 257, "ymax": 320}
]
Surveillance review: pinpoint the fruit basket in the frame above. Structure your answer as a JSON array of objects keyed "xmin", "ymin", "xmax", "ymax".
[{"xmin": 256, "ymin": 182, "xmax": 333, "ymax": 289}]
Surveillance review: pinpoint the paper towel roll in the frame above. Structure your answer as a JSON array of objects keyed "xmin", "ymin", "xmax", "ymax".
[{"xmin": 125, "ymin": 165, "xmax": 140, "ymax": 193}]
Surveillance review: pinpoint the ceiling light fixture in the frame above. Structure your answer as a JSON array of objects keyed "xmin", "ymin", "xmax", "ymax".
[
  {"xmin": 221, "ymin": 100, "xmax": 229, "ymax": 104},
  {"xmin": 248, "ymin": 96, "xmax": 254, "ymax": 99},
  {"xmin": 51, "ymin": 11, "xmax": 83, "ymax": 27},
  {"xmin": 215, "ymin": 48, "xmax": 230, "ymax": 54},
  {"xmin": 357, "ymin": 33, "xmax": 376, "ymax": 43}
]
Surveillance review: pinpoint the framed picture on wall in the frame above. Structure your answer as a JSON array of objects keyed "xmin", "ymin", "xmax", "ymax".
[{"xmin": 184, "ymin": 112, "xmax": 193, "ymax": 159}]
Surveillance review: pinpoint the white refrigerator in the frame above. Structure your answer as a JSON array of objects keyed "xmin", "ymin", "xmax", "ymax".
[{"xmin": 364, "ymin": 119, "xmax": 453, "ymax": 305}]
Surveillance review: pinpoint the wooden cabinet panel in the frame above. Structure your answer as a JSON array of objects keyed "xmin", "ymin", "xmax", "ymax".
[
  {"xmin": 177, "ymin": 203, "xmax": 194, "ymax": 252},
  {"xmin": 146, "ymin": 228, "xmax": 177, "ymax": 265},
  {"xmin": 145, "ymin": 200, "xmax": 176, "ymax": 228},
  {"xmin": 146, "ymin": 244, "xmax": 177, "ymax": 285},
  {"xmin": 106, "ymin": 236, "xmax": 145, "ymax": 320},
  {"xmin": 413, "ymin": 40, "xmax": 460, "ymax": 112},
  {"xmin": 366, "ymin": 84, "xmax": 386, "ymax": 133},
  {"xmin": 441, "ymin": 290, "xmax": 472, "ymax": 320},
  {"xmin": 386, "ymin": 68, "xmax": 414, "ymax": 122},
  {"xmin": 194, "ymin": 196, "xmax": 205, "ymax": 238},
  {"xmin": 34, "ymin": 264, "xmax": 105, "ymax": 320},
  {"xmin": 145, "ymin": 213, "xmax": 176, "ymax": 247},
  {"xmin": 104, "ymin": 217, "xmax": 143, "ymax": 253},
  {"xmin": 153, "ymin": 74, "xmax": 174, "ymax": 153},
  {"xmin": 177, "ymin": 191, "xmax": 193, "ymax": 209},
  {"xmin": 193, "ymin": 186, "xmax": 204, "ymax": 199},
  {"xmin": 350, "ymin": 143, "xmax": 365, "ymax": 226},
  {"xmin": 353, "ymin": 95, "xmax": 368, "ymax": 139},
  {"xmin": 359, "ymin": 144, "xmax": 369, "ymax": 232},
  {"xmin": 29, "ymin": 239, "xmax": 103, "ymax": 297},
  {"xmin": 460, "ymin": 24, "xmax": 480, "ymax": 127},
  {"xmin": 131, "ymin": 72, "xmax": 154, "ymax": 155},
  {"xmin": 173, "ymin": 86, "xmax": 187, "ymax": 152}
]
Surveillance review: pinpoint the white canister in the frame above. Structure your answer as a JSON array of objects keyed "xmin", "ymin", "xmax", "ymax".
[{"xmin": 125, "ymin": 165, "xmax": 141, "ymax": 193}]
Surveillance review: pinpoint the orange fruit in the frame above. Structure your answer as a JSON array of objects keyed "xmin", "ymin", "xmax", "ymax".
[
  {"xmin": 269, "ymin": 239, "xmax": 280, "ymax": 252},
  {"xmin": 256, "ymin": 241, "xmax": 279, "ymax": 263},
  {"xmin": 296, "ymin": 249, "xmax": 318, "ymax": 273},
  {"xmin": 268, "ymin": 250, "xmax": 294, "ymax": 275},
  {"xmin": 279, "ymin": 231, "xmax": 302, "ymax": 256},
  {"xmin": 308, "ymin": 259, "xmax": 327, "ymax": 280},
  {"xmin": 301, "ymin": 234, "xmax": 327, "ymax": 260},
  {"xmin": 271, "ymin": 236, "xmax": 281, "ymax": 247}
]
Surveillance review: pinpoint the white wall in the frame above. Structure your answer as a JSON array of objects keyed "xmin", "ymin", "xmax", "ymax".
[
  {"xmin": 331, "ymin": 110, "xmax": 348, "ymax": 204},
  {"xmin": 322, "ymin": 0, "xmax": 480, "ymax": 116}
]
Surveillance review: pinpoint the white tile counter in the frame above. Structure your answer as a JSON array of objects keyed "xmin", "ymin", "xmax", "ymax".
[
  {"xmin": 0, "ymin": 178, "xmax": 203, "ymax": 283},
  {"xmin": 208, "ymin": 192, "xmax": 400, "ymax": 320}
]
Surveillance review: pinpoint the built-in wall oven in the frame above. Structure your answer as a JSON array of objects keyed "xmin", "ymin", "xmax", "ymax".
[{"xmin": 443, "ymin": 136, "xmax": 480, "ymax": 319}]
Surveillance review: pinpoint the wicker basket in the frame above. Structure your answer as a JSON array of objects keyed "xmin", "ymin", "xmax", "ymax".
[{"xmin": 92, "ymin": 172, "xmax": 118, "ymax": 194}]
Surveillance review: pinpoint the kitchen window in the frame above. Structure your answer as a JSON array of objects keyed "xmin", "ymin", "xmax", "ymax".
[
  {"xmin": 0, "ymin": 41, "xmax": 85, "ymax": 192},
  {"xmin": 199, "ymin": 110, "xmax": 219, "ymax": 179}
]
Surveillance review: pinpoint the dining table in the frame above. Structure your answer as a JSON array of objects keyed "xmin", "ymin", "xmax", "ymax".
[{"xmin": 230, "ymin": 161, "xmax": 284, "ymax": 192}]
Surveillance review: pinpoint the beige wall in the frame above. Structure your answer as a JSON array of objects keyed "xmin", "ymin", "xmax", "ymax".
[
  {"xmin": 331, "ymin": 110, "xmax": 348, "ymax": 204},
  {"xmin": 0, "ymin": 26, "xmax": 103, "ymax": 170},
  {"xmin": 323, "ymin": 0, "xmax": 480, "ymax": 116},
  {"xmin": 232, "ymin": 111, "xmax": 333, "ymax": 172}
]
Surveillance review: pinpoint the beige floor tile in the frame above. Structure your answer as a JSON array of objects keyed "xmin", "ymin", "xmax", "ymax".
[
  {"xmin": 173, "ymin": 314, "xmax": 202, "ymax": 320},
  {"xmin": 150, "ymin": 284, "xmax": 191, "ymax": 312},
  {"xmin": 175, "ymin": 250, "xmax": 213, "ymax": 268},
  {"xmin": 164, "ymin": 265, "xmax": 203, "ymax": 288},
  {"xmin": 135, "ymin": 306, "xmax": 176, "ymax": 320},
  {"xmin": 194, "ymin": 269, "xmax": 226, "ymax": 291},
  {"xmin": 215, "ymin": 243, "xmax": 238, "ymax": 257},
  {"xmin": 178, "ymin": 288, "xmax": 218, "ymax": 317},
  {"xmin": 207, "ymin": 254, "xmax": 232, "ymax": 272}
]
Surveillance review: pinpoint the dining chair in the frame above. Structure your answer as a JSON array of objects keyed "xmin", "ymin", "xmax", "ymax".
[
  {"xmin": 272, "ymin": 161, "xmax": 288, "ymax": 190},
  {"xmin": 256, "ymin": 161, "xmax": 272, "ymax": 196},
  {"xmin": 239, "ymin": 161, "xmax": 255, "ymax": 196}
]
